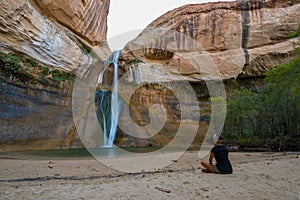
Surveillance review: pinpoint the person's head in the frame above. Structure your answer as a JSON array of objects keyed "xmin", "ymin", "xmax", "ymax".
[
  {"xmin": 213, "ymin": 134, "xmax": 224, "ymax": 144},
  {"xmin": 217, "ymin": 135, "xmax": 224, "ymax": 144}
]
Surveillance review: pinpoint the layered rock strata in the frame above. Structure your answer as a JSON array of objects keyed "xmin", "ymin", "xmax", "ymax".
[
  {"xmin": 1, "ymin": 0, "xmax": 299, "ymax": 149},
  {"xmin": 122, "ymin": 0, "xmax": 300, "ymax": 80},
  {"xmin": 31, "ymin": 0, "xmax": 110, "ymax": 45},
  {"xmin": 0, "ymin": 0, "xmax": 110, "ymax": 150},
  {"xmin": 114, "ymin": 0, "xmax": 300, "ymax": 147}
]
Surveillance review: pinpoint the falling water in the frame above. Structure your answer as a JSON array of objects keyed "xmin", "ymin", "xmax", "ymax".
[
  {"xmin": 97, "ymin": 50, "xmax": 122, "ymax": 147},
  {"xmin": 128, "ymin": 65, "xmax": 141, "ymax": 84},
  {"xmin": 95, "ymin": 90, "xmax": 111, "ymax": 146},
  {"xmin": 108, "ymin": 50, "xmax": 121, "ymax": 147}
]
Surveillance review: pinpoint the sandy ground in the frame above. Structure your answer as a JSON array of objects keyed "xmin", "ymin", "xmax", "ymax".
[{"xmin": 0, "ymin": 151, "xmax": 299, "ymax": 200}]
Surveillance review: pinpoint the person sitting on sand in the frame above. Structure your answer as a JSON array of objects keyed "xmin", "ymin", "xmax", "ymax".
[{"xmin": 201, "ymin": 135, "xmax": 233, "ymax": 174}]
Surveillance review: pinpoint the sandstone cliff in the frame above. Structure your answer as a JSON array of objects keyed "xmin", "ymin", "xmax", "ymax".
[
  {"xmin": 114, "ymin": 0, "xmax": 300, "ymax": 147},
  {"xmin": 30, "ymin": 0, "xmax": 109, "ymax": 45},
  {"xmin": 0, "ymin": 0, "xmax": 110, "ymax": 72},
  {"xmin": 122, "ymin": 0, "xmax": 300, "ymax": 81},
  {"xmin": 0, "ymin": 0, "xmax": 110, "ymax": 150},
  {"xmin": 1, "ymin": 0, "xmax": 299, "ymax": 150}
]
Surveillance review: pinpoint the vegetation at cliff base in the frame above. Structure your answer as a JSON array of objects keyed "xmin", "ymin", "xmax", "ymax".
[
  {"xmin": 288, "ymin": 24, "xmax": 300, "ymax": 38},
  {"xmin": 222, "ymin": 49, "xmax": 300, "ymax": 150},
  {"xmin": 51, "ymin": 69, "xmax": 75, "ymax": 82},
  {"xmin": 0, "ymin": 52, "xmax": 75, "ymax": 84}
]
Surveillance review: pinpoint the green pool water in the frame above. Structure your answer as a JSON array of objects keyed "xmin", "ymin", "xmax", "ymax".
[{"xmin": 0, "ymin": 146, "xmax": 165, "ymax": 159}]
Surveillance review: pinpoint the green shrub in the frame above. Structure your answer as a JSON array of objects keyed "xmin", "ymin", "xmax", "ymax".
[
  {"xmin": 0, "ymin": 52, "xmax": 75, "ymax": 83},
  {"xmin": 288, "ymin": 24, "xmax": 300, "ymax": 38},
  {"xmin": 39, "ymin": 66, "xmax": 50, "ymax": 77},
  {"xmin": 51, "ymin": 70, "xmax": 75, "ymax": 82}
]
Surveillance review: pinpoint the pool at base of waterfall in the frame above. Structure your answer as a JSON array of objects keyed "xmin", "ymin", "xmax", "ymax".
[{"xmin": 0, "ymin": 146, "xmax": 179, "ymax": 159}]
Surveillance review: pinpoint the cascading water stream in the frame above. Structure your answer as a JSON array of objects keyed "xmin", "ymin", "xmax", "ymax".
[
  {"xmin": 95, "ymin": 90, "xmax": 108, "ymax": 146},
  {"xmin": 108, "ymin": 50, "xmax": 121, "ymax": 147},
  {"xmin": 97, "ymin": 50, "xmax": 122, "ymax": 147}
]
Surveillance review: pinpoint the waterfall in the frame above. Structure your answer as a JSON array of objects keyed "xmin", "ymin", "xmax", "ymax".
[
  {"xmin": 96, "ymin": 50, "xmax": 122, "ymax": 147},
  {"xmin": 128, "ymin": 65, "xmax": 141, "ymax": 84},
  {"xmin": 95, "ymin": 90, "xmax": 111, "ymax": 146},
  {"xmin": 108, "ymin": 50, "xmax": 121, "ymax": 147},
  {"xmin": 135, "ymin": 65, "xmax": 141, "ymax": 84}
]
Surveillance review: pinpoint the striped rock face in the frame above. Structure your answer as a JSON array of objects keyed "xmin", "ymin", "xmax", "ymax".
[
  {"xmin": 121, "ymin": 0, "xmax": 300, "ymax": 80},
  {"xmin": 31, "ymin": 0, "xmax": 110, "ymax": 45},
  {"xmin": 111, "ymin": 0, "xmax": 300, "ymax": 147},
  {"xmin": 0, "ymin": 0, "xmax": 110, "ymax": 150}
]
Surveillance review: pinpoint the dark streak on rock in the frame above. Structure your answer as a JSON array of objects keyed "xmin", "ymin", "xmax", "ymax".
[
  {"xmin": 236, "ymin": 0, "xmax": 264, "ymax": 11},
  {"xmin": 176, "ymin": 27, "xmax": 181, "ymax": 49},
  {"xmin": 239, "ymin": 0, "xmax": 252, "ymax": 68}
]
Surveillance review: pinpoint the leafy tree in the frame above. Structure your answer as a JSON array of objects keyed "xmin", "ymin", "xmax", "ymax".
[{"xmin": 222, "ymin": 48, "xmax": 300, "ymax": 150}]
